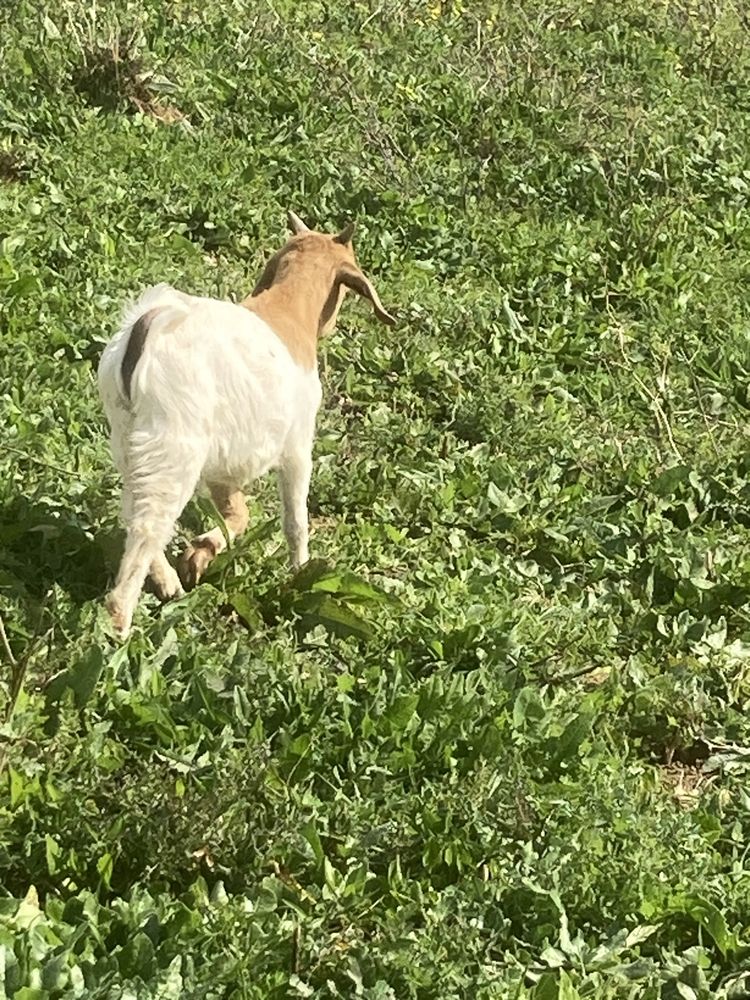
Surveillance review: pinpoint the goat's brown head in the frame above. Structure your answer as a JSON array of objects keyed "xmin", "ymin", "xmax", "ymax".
[{"xmin": 248, "ymin": 212, "xmax": 396, "ymax": 344}]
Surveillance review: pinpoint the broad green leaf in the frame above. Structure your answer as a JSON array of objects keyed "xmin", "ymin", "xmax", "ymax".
[
  {"xmin": 558, "ymin": 972, "xmax": 582, "ymax": 1000},
  {"xmin": 533, "ymin": 973, "xmax": 561, "ymax": 999},
  {"xmin": 384, "ymin": 694, "xmax": 419, "ymax": 730},
  {"xmin": 40, "ymin": 953, "xmax": 67, "ymax": 991},
  {"xmin": 45, "ymin": 647, "xmax": 104, "ymax": 710},
  {"xmin": 159, "ymin": 956, "xmax": 185, "ymax": 1000},
  {"xmin": 513, "ymin": 687, "xmax": 546, "ymax": 729},
  {"xmin": 651, "ymin": 465, "xmax": 691, "ymax": 497},
  {"xmin": 118, "ymin": 931, "xmax": 155, "ymax": 980},
  {"xmin": 14, "ymin": 886, "xmax": 41, "ymax": 931},
  {"xmin": 301, "ymin": 821, "xmax": 324, "ymax": 866},
  {"xmin": 44, "ymin": 835, "xmax": 60, "ymax": 875},
  {"xmin": 210, "ymin": 881, "xmax": 228, "ymax": 906},
  {"xmin": 304, "ymin": 595, "xmax": 374, "ymax": 639},
  {"xmin": 553, "ymin": 710, "xmax": 595, "ymax": 764},
  {"xmin": 289, "ymin": 558, "xmax": 331, "ymax": 591},
  {"xmin": 9, "ymin": 768, "xmax": 24, "ymax": 808},
  {"xmin": 310, "ymin": 570, "xmax": 393, "ymax": 604},
  {"xmin": 675, "ymin": 984, "xmax": 697, "ymax": 1000},
  {"xmin": 68, "ymin": 647, "xmax": 104, "ymax": 709},
  {"xmin": 42, "ymin": 14, "xmax": 60, "ymax": 37},
  {"xmin": 669, "ymin": 893, "xmax": 738, "ymax": 957},
  {"xmin": 229, "ymin": 592, "xmax": 263, "ymax": 631},
  {"xmin": 625, "ymin": 924, "xmax": 660, "ymax": 947},
  {"xmin": 97, "ymin": 853, "xmax": 114, "ymax": 890}
]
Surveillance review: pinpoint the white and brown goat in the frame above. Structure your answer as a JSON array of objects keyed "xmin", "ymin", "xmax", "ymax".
[{"xmin": 97, "ymin": 213, "xmax": 395, "ymax": 637}]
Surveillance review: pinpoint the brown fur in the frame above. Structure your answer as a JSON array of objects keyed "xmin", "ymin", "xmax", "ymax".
[
  {"xmin": 211, "ymin": 485, "xmax": 249, "ymax": 538},
  {"xmin": 178, "ymin": 484, "xmax": 250, "ymax": 589},
  {"xmin": 241, "ymin": 218, "xmax": 395, "ymax": 371}
]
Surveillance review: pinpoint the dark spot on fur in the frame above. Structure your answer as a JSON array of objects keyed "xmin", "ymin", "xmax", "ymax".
[{"xmin": 121, "ymin": 309, "xmax": 157, "ymax": 400}]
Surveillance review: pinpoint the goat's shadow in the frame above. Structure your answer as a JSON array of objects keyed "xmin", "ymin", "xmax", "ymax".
[{"xmin": 0, "ymin": 494, "xmax": 119, "ymax": 616}]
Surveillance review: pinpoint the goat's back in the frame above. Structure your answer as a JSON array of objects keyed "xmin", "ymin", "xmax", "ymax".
[{"xmin": 98, "ymin": 285, "xmax": 322, "ymax": 486}]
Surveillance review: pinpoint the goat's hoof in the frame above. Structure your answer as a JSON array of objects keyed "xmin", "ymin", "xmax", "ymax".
[
  {"xmin": 178, "ymin": 539, "xmax": 216, "ymax": 590},
  {"xmin": 105, "ymin": 594, "xmax": 132, "ymax": 641},
  {"xmin": 149, "ymin": 563, "xmax": 184, "ymax": 603}
]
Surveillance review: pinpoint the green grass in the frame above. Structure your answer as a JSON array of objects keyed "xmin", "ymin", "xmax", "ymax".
[{"xmin": 2, "ymin": 0, "xmax": 750, "ymax": 996}]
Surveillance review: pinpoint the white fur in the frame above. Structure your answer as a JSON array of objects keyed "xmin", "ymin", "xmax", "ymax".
[{"xmin": 98, "ymin": 283, "xmax": 322, "ymax": 637}]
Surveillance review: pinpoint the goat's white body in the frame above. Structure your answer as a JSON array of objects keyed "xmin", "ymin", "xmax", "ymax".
[
  {"xmin": 99, "ymin": 284, "xmax": 322, "ymax": 489},
  {"xmin": 98, "ymin": 283, "xmax": 322, "ymax": 636}
]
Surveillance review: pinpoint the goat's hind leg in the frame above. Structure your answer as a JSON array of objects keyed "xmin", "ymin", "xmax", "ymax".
[
  {"xmin": 106, "ymin": 521, "xmax": 177, "ymax": 639},
  {"xmin": 148, "ymin": 552, "xmax": 184, "ymax": 603},
  {"xmin": 106, "ymin": 451, "xmax": 201, "ymax": 639},
  {"xmin": 120, "ymin": 484, "xmax": 183, "ymax": 605}
]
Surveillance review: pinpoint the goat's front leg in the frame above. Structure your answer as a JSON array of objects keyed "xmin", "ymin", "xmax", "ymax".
[
  {"xmin": 178, "ymin": 484, "xmax": 249, "ymax": 589},
  {"xmin": 279, "ymin": 451, "xmax": 312, "ymax": 570}
]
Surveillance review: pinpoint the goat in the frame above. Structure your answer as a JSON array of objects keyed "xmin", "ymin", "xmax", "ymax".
[{"xmin": 97, "ymin": 212, "xmax": 396, "ymax": 638}]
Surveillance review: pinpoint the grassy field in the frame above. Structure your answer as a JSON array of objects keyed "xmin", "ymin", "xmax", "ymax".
[{"xmin": 2, "ymin": 0, "xmax": 750, "ymax": 996}]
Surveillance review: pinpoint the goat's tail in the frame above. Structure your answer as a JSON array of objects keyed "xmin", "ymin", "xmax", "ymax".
[{"xmin": 100, "ymin": 284, "xmax": 192, "ymax": 408}]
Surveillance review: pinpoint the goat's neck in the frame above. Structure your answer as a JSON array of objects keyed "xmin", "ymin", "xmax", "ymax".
[{"xmin": 242, "ymin": 270, "xmax": 333, "ymax": 372}]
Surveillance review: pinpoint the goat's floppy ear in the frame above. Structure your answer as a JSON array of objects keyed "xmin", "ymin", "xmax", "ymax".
[
  {"xmin": 339, "ymin": 267, "xmax": 396, "ymax": 326},
  {"xmin": 287, "ymin": 211, "xmax": 310, "ymax": 234},
  {"xmin": 333, "ymin": 221, "xmax": 355, "ymax": 246}
]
